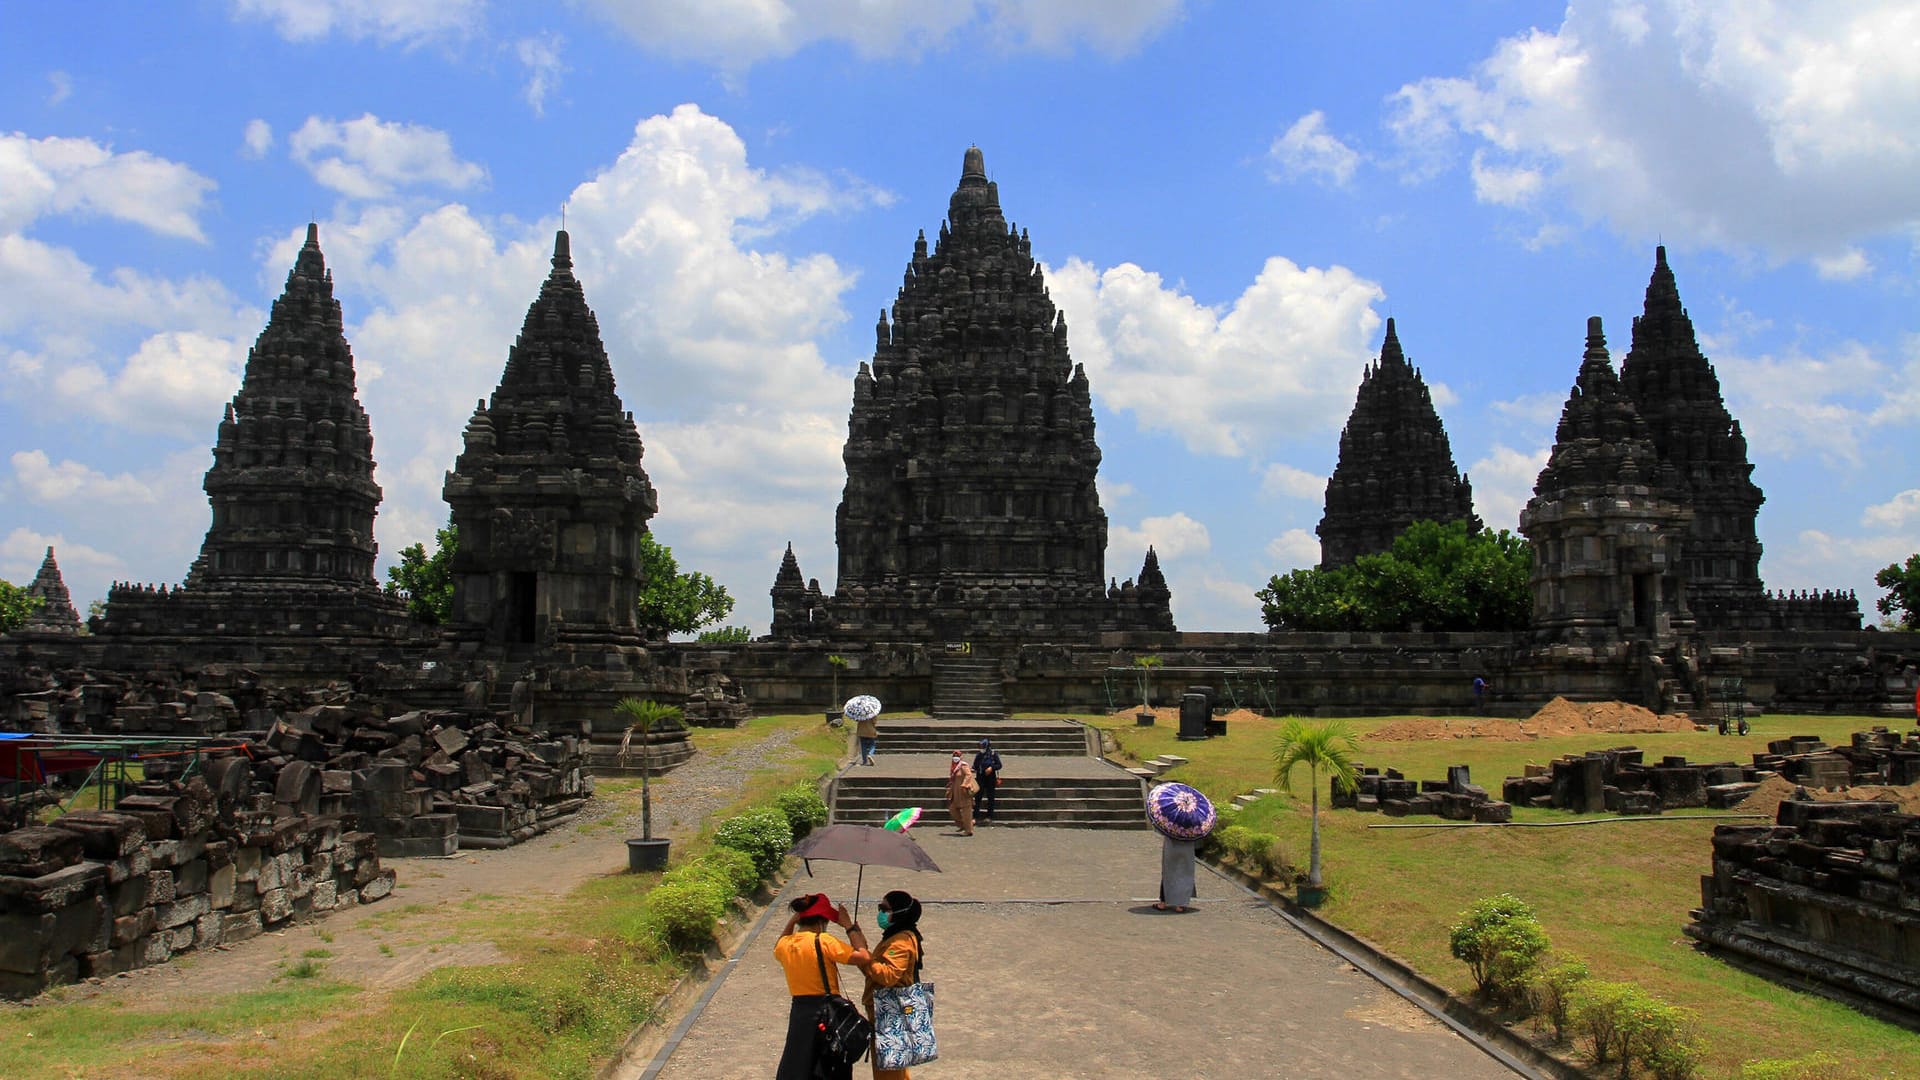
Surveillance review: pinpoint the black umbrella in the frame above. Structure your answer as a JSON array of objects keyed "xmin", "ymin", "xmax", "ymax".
[{"xmin": 790, "ymin": 823, "xmax": 941, "ymax": 911}]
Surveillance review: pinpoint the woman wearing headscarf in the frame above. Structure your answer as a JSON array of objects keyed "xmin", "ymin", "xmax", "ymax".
[
  {"xmin": 971, "ymin": 738, "xmax": 1002, "ymax": 822},
  {"xmin": 774, "ymin": 892, "xmax": 869, "ymax": 1080},
  {"xmin": 944, "ymin": 750, "xmax": 976, "ymax": 836},
  {"xmin": 860, "ymin": 890, "xmax": 927, "ymax": 1079}
]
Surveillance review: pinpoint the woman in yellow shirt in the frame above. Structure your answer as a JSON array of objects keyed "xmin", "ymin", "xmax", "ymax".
[
  {"xmin": 774, "ymin": 892, "xmax": 870, "ymax": 1080},
  {"xmin": 860, "ymin": 890, "xmax": 926, "ymax": 1079}
]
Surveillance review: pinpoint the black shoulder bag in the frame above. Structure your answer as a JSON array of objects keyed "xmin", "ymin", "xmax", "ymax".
[{"xmin": 812, "ymin": 934, "xmax": 872, "ymax": 1078}]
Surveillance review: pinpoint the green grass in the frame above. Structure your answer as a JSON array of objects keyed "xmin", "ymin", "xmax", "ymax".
[
  {"xmin": 0, "ymin": 982, "xmax": 354, "ymax": 1077},
  {"xmin": 1086, "ymin": 710, "xmax": 1917, "ymax": 1079}
]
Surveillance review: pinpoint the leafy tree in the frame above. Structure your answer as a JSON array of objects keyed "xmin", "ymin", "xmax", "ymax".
[
  {"xmin": 1875, "ymin": 553, "xmax": 1920, "ymax": 629},
  {"xmin": 615, "ymin": 697, "xmax": 682, "ymax": 841},
  {"xmin": 696, "ymin": 625, "xmax": 752, "ymax": 643},
  {"xmin": 1132, "ymin": 654, "xmax": 1162, "ymax": 710},
  {"xmin": 0, "ymin": 581, "xmax": 43, "ymax": 634},
  {"xmin": 636, "ymin": 534, "xmax": 734, "ymax": 638},
  {"xmin": 1257, "ymin": 519, "xmax": 1532, "ymax": 632},
  {"xmin": 385, "ymin": 523, "xmax": 457, "ymax": 624},
  {"xmin": 1271, "ymin": 718, "xmax": 1360, "ymax": 888},
  {"xmin": 1449, "ymin": 893, "xmax": 1551, "ymax": 1003}
]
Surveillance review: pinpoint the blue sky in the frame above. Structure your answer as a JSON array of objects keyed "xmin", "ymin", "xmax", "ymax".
[{"xmin": 2, "ymin": 1, "xmax": 1916, "ymax": 634}]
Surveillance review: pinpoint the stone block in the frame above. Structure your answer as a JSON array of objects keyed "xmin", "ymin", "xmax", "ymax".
[
  {"xmin": 311, "ymin": 879, "xmax": 338, "ymax": 911},
  {"xmin": 103, "ymin": 846, "xmax": 151, "ymax": 885},
  {"xmin": 1379, "ymin": 799, "xmax": 1410, "ymax": 818},
  {"xmin": 360, "ymin": 869, "xmax": 395, "ymax": 902},
  {"xmin": 220, "ymin": 910, "xmax": 264, "ymax": 944},
  {"xmin": 208, "ymin": 863, "xmax": 236, "ymax": 910},
  {"xmin": 259, "ymin": 887, "xmax": 293, "ymax": 924},
  {"xmin": 0, "ymin": 861, "xmax": 107, "ymax": 915},
  {"xmin": 174, "ymin": 858, "xmax": 208, "ymax": 898},
  {"xmin": 0, "ymin": 911, "xmax": 53, "ymax": 973},
  {"xmin": 233, "ymin": 845, "xmax": 261, "ymax": 883},
  {"xmin": 146, "ymin": 869, "xmax": 175, "ymax": 906},
  {"xmin": 113, "ymin": 794, "xmax": 181, "ymax": 841},
  {"xmin": 146, "ymin": 839, "xmax": 180, "ymax": 869},
  {"xmin": 141, "ymin": 934, "xmax": 171, "ymax": 965},
  {"xmin": 165, "ymin": 925, "xmax": 195, "ymax": 952},
  {"xmin": 46, "ymin": 811, "xmax": 147, "ymax": 859},
  {"xmin": 0, "ymin": 827, "xmax": 86, "ymax": 878},
  {"xmin": 156, "ymin": 892, "xmax": 210, "ymax": 930},
  {"xmin": 1471, "ymin": 801, "xmax": 1513, "ymax": 824},
  {"xmin": 194, "ymin": 911, "xmax": 223, "ymax": 949},
  {"xmin": 111, "ymin": 908, "xmax": 156, "ymax": 947},
  {"xmin": 108, "ymin": 875, "xmax": 148, "ymax": 918}
]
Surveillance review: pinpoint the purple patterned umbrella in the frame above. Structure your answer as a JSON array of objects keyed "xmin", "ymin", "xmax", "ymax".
[{"xmin": 1146, "ymin": 782, "xmax": 1216, "ymax": 841}]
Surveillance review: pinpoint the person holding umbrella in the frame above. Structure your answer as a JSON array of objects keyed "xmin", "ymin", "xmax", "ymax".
[
  {"xmin": 846, "ymin": 695, "xmax": 883, "ymax": 766},
  {"xmin": 860, "ymin": 890, "xmax": 930, "ymax": 1079},
  {"xmin": 1147, "ymin": 782, "xmax": 1216, "ymax": 913},
  {"xmin": 944, "ymin": 751, "xmax": 977, "ymax": 836},
  {"xmin": 774, "ymin": 892, "xmax": 869, "ymax": 1080}
]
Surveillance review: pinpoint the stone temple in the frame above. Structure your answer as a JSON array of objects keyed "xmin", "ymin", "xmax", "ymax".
[
  {"xmin": 22, "ymin": 548, "xmax": 81, "ymax": 635},
  {"xmin": 1317, "ymin": 318, "xmax": 1480, "ymax": 568},
  {"xmin": 771, "ymin": 147, "xmax": 1173, "ymax": 642}
]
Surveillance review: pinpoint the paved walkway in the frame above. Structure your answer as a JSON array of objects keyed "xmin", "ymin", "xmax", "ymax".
[
  {"xmin": 649, "ymin": 826, "xmax": 1519, "ymax": 1079},
  {"xmin": 847, "ymin": 752, "xmax": 1127, "ymax": 779}
]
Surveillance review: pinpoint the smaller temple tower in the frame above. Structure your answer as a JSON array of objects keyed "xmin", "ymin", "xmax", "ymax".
[
  {"xmin": 442, "ymin": 230, "xmax": 658, "ymax": 656},
  {"xmin": 1317, "ymin": 319, "xmax": 1479, "ymax": 568},
  {"xmin": 21, "ymin": 547, "xmax": 82, "ymax": 634},
  {"xmin": 1521, "ymin": 318, "xmax": 1693, "ymax": 644}
]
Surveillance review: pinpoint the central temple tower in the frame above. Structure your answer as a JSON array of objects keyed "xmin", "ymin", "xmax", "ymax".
[{"xmin": 775, "ymin": 147, "xmax": 1172, "ymax": 641}]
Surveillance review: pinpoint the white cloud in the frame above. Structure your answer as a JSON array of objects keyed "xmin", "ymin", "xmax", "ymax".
[
  {"xmin": 1490, "ymin": 391, "xmax": 1566, "ymax": 428},
  {"xmin": 0, "ymin": 134, "xmax": 215, "ymax": 241},
  {"xmin": 0, "ymin": 528, "xmax": 125, "ymax": 586},
  {"xmin": 289, "ymin": 115, "xmax": 487, "ymax": 199},
  {"xmin": 1770, "ymin": 528, "xmax": 1918, "ymax": 603},
  {"xmin": 10, "ymin": 450, "xmax": 158, "ymax": 504},
  {"xmin": 1385, "ymin": 0, "xmax": 1920, "ymax": 261},
  {"xmin": 1716, "ymin": 341, "xmax": 1896, "ymax": 465},
  {"xmin": 1863, "ymin": 489, "xmax": 1920, "ymax": 529},
  {"xmin": 1469, "ymin": 443, "xmax": 1550, "ymax": 534},
  {"xmin": 242, "ymin": 119, "xmax": 274, "ymax": 159},
  {"xmin": 230, "ymin": 0, "xmax": 481, "ymax": 46},
  {"xmin": 517, "ymin": 34, "xmax": 566, "ymax": 116},
  {"xmin": 46, "ymin": 72, "xmax": 72, "ymax": 106},
  {"xmin": 1110, "ymin": 512, "xmax": 1211, "ymax": 566},
  {"xmin": 1264, "ymin": 527, "xmax": 1320, "ymax": 570},
  {"xmin": 1268, "ymin": 111, "xmax": 1361, "ymax": 187},
  {"xmin": 1049, "ymin": 255, "xmax": 1384, "ymax": 457},
  {"xmin": 579, "ymin": 0, "xmax": 1181, "ymax": 68},
  {"xmin": 1260, "ymin": 462, "xmax": 1324, "ymax": 500},
  {"xmin": 1812, "ymin": 248, "xmax": 1872, "ymax": 281}
]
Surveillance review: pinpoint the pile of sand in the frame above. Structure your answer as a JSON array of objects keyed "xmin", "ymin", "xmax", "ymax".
[
  {"xmin": 1366, "ymin": 697, "xmax": 1696, "ymax": 742},
  {"xmin": 1734, "ymin": 772, "xmax": 1920, "ymax": 820},
  {"xmin": 1107, "ymin": 706, "xmax": 1264, "ymax": 726}
]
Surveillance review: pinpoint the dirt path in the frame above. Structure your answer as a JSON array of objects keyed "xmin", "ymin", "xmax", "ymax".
[{"xmin": 31, "ymin": 726, "xmax": 804, "ymax": 1011}]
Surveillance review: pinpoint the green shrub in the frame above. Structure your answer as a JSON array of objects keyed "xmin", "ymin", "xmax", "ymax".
[
  {"xmin": 698, "ymin": 846, "xmax": 762, "ymax": 896},
  {"xmin": 774, "ymin": 782, "xmax": 829, "ymax": 840},
  {"xmin": 714, "ymin": 808, "xmax": 794, "ymax": 878},
  {"xmin": 638, "ymin": 879, "xmax": 729, "ymax": 953},
  {"xmin": 1621, "ymin": 994, "xmax": 1699, "ymax": 1080},
  {"xmin": 1739, "ymin": 1052, "xmax": 1849, "ymax": 1080},
  {"xmin": 1530, "ymin": 956, "xmax": 1590, "ymax": 1043},
  {"xmin": 1448, "ymin": 893, "xmax": 1550, "ymax": 1004},
  {"xmin": 1571, "ymin": 979, "xmax": 1635, "ymax": 1065}
]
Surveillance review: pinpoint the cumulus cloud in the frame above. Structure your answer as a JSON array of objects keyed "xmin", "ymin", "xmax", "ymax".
[
  {"xmin": 517, "ymin": 33, "xmax": 566, "ymax": 116},
  {"xmin": 1769, "ymin": 528, "xmax": 1919, "ymax": 602},
  {"xmin": 1385, "ymin": 0, "xmax": 1920, "ymax": 261},
  {"xmin": 1048, "ymin": 255, "xmax": 1384, "ymax": 458},
  {"xmin": 10, "ymin": 450, "xmax": 158, "ymax": 504},
  {"xmin": 1110, "ymin": 511, "xmax": 1211, "ymax": 567},
  {"xmin": 579, "ymin": 0, "xmax": 1182, "ymax": 68},
  {"xmin": 242, "ymin": 119, "xmax": 274, "ymax": 159},
  {"xmin": 1268, "ymin": 111, "xmax": 1361, "ymax": 187},
  {"xmin": 1812, "ymin": 248, "xmax": 1872, "ymax": 281},
  {"xmin": 1863, "ymin": 489, "xmax": 1920, "ymax": 529},
  {"xmin": 290, "ymin": 115, "xmax": 487, "ymax": 199},
  {"xmin": 0, "ymin": 527, "xmax": 125, "ymax": 587},
  {"xmin": 230, "ymin": 0, "xmax": 481, "ymax": 46},
  {"xmin": 1264, "ymin": 527, "xmax": 1320, "ymax": 570},
  {"xmin": 1260, "ymin": 462, "xmax": 1324, "ymax": 500},
  {"xmin": 0, "ymin": 134, "xmax": 216, "ymax": 241},
  {"xmin": 1468, "ymin": 443, "xmax": 1550, "ymax": 534},
  {"xmin": 1715, "ymin": 341, "xmax": 1902, "ymax": 466}
]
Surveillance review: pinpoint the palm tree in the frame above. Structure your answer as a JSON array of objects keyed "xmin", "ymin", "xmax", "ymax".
[
  {"xmin": 1271, "ymin": 718, "xmax": 1361, "ymax": 888},
  {"xmin": 615, "ymin": 697, "xmax": 682, "ymax": 841},
  {"xmin": 1132, "ymin": 654, "xmax": 1163, "ymax": 711},
  {"xmin": 826, "ymin": 654, "xmax": 849, "ymax": 709}
]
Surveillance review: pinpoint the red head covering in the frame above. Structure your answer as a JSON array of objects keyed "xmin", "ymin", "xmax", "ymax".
[{"xmin": 794, "ymin": 892, "xmax": 837, "ymax": 922}]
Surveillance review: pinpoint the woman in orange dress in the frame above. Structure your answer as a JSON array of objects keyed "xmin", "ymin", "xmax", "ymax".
[
  {"xmin": 944, "ymin": 751, "xmax": 976, "ymax": 835},
  {"xmin": 773, "ymin": 892, "xmax": 869, "ymax": 1080},
  {"xmin": 860, "ymin": 890, "xmax": 927, "ymax": 1079}
]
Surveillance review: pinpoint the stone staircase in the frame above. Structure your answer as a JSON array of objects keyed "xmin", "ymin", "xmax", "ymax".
[
  {"xmin": 929, "ymin": 655, "xmax": 1007, "ymax": 721},
  {"xmin": 833, "ymin": 719, "xmax": 1147, "ymax": 830}
]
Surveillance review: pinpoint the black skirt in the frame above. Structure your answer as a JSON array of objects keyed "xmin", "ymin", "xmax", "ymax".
[{"xmin": 777, "ymin": 994, "xmax": 830, "ymax": 1080}]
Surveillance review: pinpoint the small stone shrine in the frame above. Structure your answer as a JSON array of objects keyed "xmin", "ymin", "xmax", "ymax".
[
  {"xmin": 97, "ymin": 224, "xmax": 407, "ymax": 640},
  {"xmin": 1317, "ymin": 318, "xmax": 1480, "ymax": 568},
  {"xmin": 442, "ymin": 229, "xmax": 659, "ymax": 658},
  {"xmin": 1521, "ymin": 317, "xmax": 1694, "ymax": 645},
  {"xmin": 21, "ymin": 548, "xmax": 81, "ymax": 635},
  {"xmin": 773, "ymin": 146, "xmax": 1173, "ymax": 643},
  {"xmin": 1619, "ymin": 247, "xmax": 1769, "ymax": 629}
]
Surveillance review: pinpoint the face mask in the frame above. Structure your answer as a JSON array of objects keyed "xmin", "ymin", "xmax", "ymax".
[{"xmin": 877, "ymin": 909, "xmax": 893, "ymax": 932}]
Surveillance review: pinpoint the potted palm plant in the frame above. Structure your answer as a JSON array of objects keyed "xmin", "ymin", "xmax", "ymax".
[
  {"xmin": 1133, "ymin": 655, "xmax": 1162, "ymax": 725},
  {"xmin": 616, "ymin": 696, "xmax": 680, "ymax": 872},
  {"xmin": 825, "ymin": 654, "xmax": 849, "ymax": 723},
  {"xmin": 1271, "ymin": 717, "xmax": 1360, "ymax": 907}
]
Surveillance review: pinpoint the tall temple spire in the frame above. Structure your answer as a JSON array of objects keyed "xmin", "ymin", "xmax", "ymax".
[
  {"xmin": 443, "ymin": 229, "xmax": 657, "ymax": 650},
  {"xmin": 800, "ymin": 146, "xmax": 1172, "ymax": 641},
  {"xmin": 1619, "ymin": 246, "xmax": 1767, "ymax": 626},
  {"xmin": 1316, "ymin": 318, "xmax": 1479, "ymax": 568}
]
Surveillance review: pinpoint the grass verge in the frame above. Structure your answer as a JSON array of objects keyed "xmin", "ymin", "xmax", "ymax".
[{"xmin": 1086, "ymin": 710, "xmax": 1917, "ymax": 1079}]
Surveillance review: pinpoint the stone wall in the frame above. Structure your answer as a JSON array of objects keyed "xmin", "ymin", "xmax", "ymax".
[
  {"xmin": 1687, "ymin": 800, "xmax": 1920, "ymax": 1024},
  {"xmin": 0, "ymin": 772, "xmax": 393, "ymax": 999}
]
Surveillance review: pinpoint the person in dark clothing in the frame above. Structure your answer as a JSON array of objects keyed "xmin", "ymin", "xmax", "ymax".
[{"xmin": 972, "ymin": 738, "xmax": 1002, "ymax": 822}]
